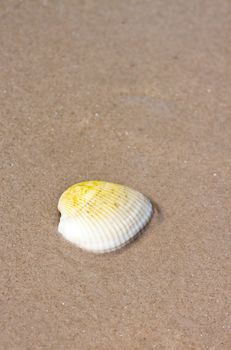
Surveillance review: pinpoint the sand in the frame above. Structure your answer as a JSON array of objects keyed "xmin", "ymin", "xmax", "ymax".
[{"xmin": 0, "ymin": 1, "xmax": 231, "ymax": 349}]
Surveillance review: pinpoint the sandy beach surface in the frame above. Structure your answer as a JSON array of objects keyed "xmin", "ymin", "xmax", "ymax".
[{"xmin": 0, "ymin": 1, "xmax": 230, "ymax": 349}]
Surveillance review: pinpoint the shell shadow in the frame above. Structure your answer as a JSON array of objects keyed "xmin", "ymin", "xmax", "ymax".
[{"xmin": 150, "ymin": 199, "xmax": 164, "ymax": 224}]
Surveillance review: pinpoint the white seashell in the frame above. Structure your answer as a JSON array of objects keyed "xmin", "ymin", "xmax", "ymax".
[{"xmin": 58, "ymin": 180, "xmax": 153, "ymax": 253}]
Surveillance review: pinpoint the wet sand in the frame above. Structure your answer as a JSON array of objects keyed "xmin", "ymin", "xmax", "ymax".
[{"xmin": 0, "ymin": 1, "xmax": 231, "ymax": 349}]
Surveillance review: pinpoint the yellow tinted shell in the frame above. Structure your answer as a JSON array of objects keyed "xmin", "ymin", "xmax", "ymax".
[{"xmin": 58, "ymin": 181, "xmax": 153, "ymax": 253}]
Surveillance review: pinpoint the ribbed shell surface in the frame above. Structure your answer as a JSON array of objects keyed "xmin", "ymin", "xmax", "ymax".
[{"xmin": 58, "ymin": 181, "xmax": 153, "ymax": 253}]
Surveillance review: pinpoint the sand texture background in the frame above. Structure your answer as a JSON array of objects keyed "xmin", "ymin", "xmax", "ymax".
[{"xmin": 0, "ymin": 1, "xmax": 231, "ymax": 349}]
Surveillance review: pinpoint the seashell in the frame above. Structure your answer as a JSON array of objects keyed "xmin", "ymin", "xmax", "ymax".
[{"xmin": 58, "ymin": 180, "xmax": 153, "ymax": 253}]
